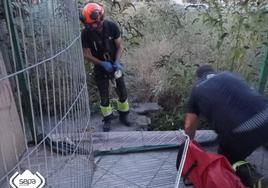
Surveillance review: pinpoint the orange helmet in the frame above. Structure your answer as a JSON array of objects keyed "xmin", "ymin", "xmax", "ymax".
[{"xmin": 82, "ymin": 3, "xmax": 104, "ymax": 25}]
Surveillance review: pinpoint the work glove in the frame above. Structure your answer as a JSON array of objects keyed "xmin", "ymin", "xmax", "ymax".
[
  {"xmin": 100, "ymin": 61, "xmax": 113, "ymax": 72},
  {"xmin": 114, "ymin": 59, "xmax": 123, "ymax": 71}
]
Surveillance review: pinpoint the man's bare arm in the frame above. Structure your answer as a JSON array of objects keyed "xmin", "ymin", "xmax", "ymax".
[
  {"xmin": 184, "ymin": 113, "xmax": 199, "ymax": 139},
  {"xmin": 114, "ymin": 37, "xmax": 123, "ymax": 61},
  {"xmin": 83, "ymin": 48, "xmax": 102, "ymax": 65}
]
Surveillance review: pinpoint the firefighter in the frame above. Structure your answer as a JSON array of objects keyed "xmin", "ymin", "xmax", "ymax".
[
  {"xmin": 80, "ymin": 3, "xmax": 131, "ymax": 132},
  {"xmin": 184, "ymin": 65, "xmax": 268, "ymax": 187}
]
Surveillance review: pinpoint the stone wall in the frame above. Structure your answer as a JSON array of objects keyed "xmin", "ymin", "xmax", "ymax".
[{"xmin": 0, "ymin": 51, "xmax": 26, "ymax": 179}]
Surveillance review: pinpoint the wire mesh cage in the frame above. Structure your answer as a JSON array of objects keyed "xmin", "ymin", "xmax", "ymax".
[
  {"xmin": 91, "ymin": 130, "xmax": 190, "ymax": 188},
  {"xmin": 174, "ymin": 132, "xmax": 189, "ymax": 188},
  {"xmin": 0, "ymin": 0, "xmax": 93, "ymax": 187}
]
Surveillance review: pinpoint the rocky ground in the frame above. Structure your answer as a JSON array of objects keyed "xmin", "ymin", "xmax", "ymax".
[{"xmin": 90, "ymin": 103, "xmax": 162, "ymax": 132}]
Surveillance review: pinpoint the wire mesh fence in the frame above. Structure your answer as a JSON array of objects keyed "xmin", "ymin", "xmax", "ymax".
[
  {"xmin": 0, "ymin": 0, "xmax": 93, "ymax": 187},
  {"xmin": 91, "ymin": 131, "xmax": 190, "ymax": 188}
]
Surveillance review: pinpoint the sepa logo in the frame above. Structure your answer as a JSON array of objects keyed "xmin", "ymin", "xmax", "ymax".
[{"xmin": 9, "ymin": 170, "xmax": 45, "ymax": 188}]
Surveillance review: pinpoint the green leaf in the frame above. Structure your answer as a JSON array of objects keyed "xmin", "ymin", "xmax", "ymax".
[
  {"xmin": 233, "ymin": 48, "xmax": 244, "ymax": 61},
  {"xmin": 216, "ymin": 40, "xmax": 223, "ymax": 49},
  {"xmin": 220, "ymin": 32, "xmax": 229, "ymax": 40},
  {"xmin": 192, "ymin": 18, "xmax": 200, "ymax": 24}
]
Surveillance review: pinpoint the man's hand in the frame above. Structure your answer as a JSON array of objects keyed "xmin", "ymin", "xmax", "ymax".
[
  {"xmin": 114, "ymin": 59, "xmax": 123, "ymax": 71},
  {"xmin": 100, "ymin": 61, "xmax": 113, "ymax": 72}
]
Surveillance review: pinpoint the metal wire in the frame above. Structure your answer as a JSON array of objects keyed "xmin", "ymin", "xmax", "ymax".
[
  {"xmin": 91, "ymin": 131, "xmax": 189, "ymax": 188},
  {"xmin": 0, "ymin": 0, "xmax": 93, "ymax": 187},
  {"xmin": 175, "ymin": 133, "xmax": 190, "ymax": 188}
]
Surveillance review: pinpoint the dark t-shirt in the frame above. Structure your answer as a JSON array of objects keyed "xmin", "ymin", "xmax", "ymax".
[
  {"xmin": 187, "ymin": 71, "xmax": 268, "ymax": 135},
  {"xmin": 81, "ymin": 20, "xmax": 120, "ymax": 73}
]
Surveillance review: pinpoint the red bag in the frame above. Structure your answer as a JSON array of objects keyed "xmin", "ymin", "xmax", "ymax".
[{"xmin": 177, "ymin": 141, "xmax": 245, "ymax": 188}]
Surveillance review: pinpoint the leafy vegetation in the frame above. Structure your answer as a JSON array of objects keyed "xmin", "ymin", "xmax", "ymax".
[
  {"xmin": 80, "ymin": 0, "xmax": 268, "ymax": 129},
  {"xmin": 2, "ymin": 0, "xmax": 268, "ymax": 130},
  {"xmin": 202, "ymin": 0, "xmax": 268, "ymax": 78}
]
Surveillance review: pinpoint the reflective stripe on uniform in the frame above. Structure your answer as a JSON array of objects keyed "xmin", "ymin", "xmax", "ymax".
[
  {"xmin": 117, "ymin": 100, "xmax": 129, "ymax": 112},
  {"xmin": 233, "ymin": 108, "xmax": 268, "ymax": 134},
  {"xmin": 100, "ymin": 105, "xmax": 112, "ymax": 117},
  {"xmin": 232, "ymin": 160, "xmax": 248, "ymax": 171}
]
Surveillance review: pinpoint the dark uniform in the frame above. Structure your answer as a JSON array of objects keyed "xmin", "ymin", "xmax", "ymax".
[
  {"xmin": 188, "ymin": 71, "xmax": 268, "ymax": 163},
  {"xmin": 81, "ymin": 20, "xmax": 128, "ymax": 120}
]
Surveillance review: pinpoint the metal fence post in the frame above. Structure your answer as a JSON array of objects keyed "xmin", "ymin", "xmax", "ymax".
[
  {"xmin": 258, "ymin": 44, "xmax": 268, "ymax": 94},
  {"xmin": 3, "ymin": 0, "xmax": 36, "ymax": 142}
]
